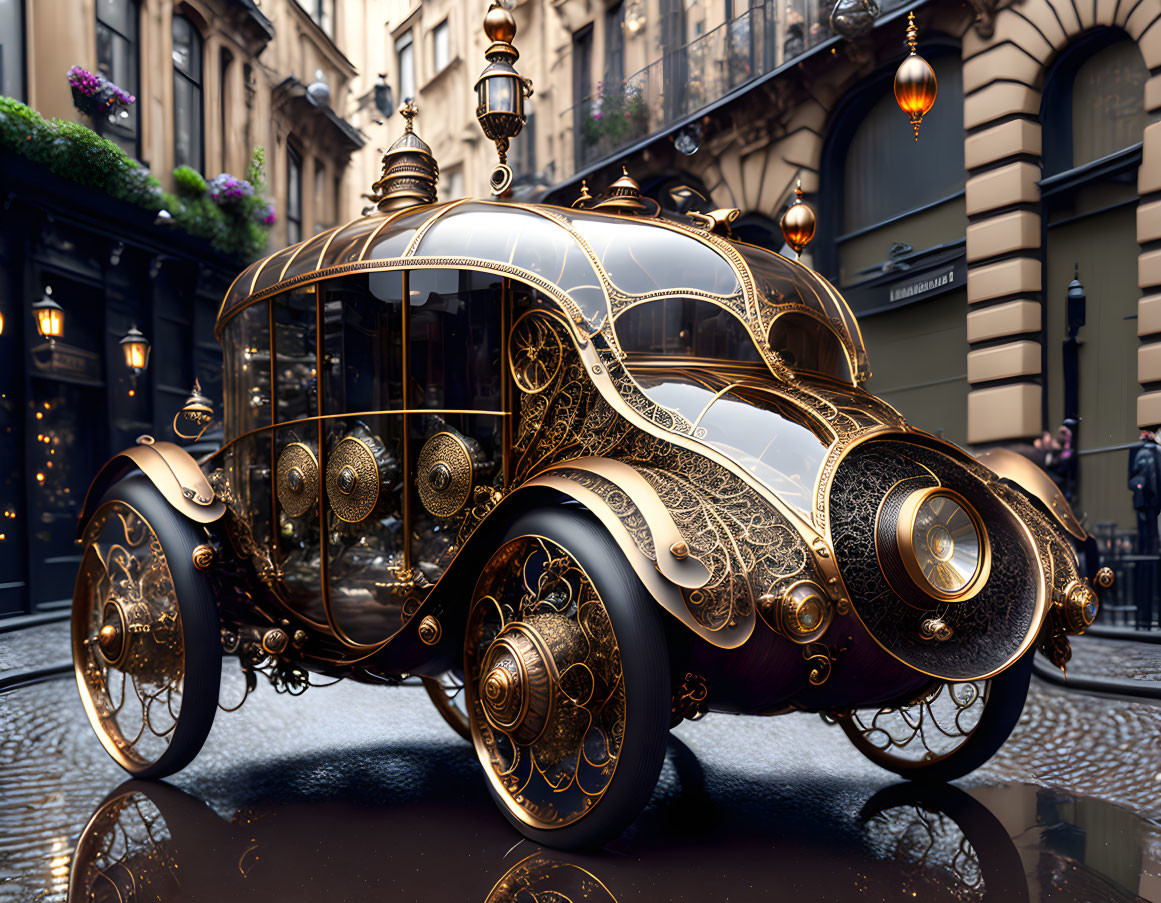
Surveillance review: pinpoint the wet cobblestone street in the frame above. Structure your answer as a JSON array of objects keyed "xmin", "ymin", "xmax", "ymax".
[{"xmin": 3, "ymin": 625, "xmax": 1161, "ymax": 902}]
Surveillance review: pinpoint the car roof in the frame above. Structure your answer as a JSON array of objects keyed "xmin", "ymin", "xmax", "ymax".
[{"xmin": 215, "ymin": 199, "xmax": 868, "ymax": 382}]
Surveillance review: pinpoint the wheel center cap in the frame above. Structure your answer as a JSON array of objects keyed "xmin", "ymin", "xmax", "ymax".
[{"xmin": 96, "ymin": 601, "xmax": 127, "ymax": 666}]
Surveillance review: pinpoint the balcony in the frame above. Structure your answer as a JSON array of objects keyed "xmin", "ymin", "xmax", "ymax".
[{"xmin": 560, "ymin": 0, "xmax": 907, "ymax": 179}]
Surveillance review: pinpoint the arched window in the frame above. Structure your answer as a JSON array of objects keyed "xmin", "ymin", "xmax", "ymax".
[
  {"xmin": 96, "ymin": 0, "xmax": 140, "ymax": 157},
  {"xmin": 1043, "ymin": 33, "xmax": 1151, "ymax": 175},
  {"xmin": 172, "ymin": 15, "xmax": 204, "ymax": 173}
]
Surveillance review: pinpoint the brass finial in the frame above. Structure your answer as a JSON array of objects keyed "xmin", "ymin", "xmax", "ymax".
[
  {"xmin": 592, "ymin": 166, "xmax": 649, "ymax": 215},
  {"xmin": 904, "ymin": 10, "xmax": 918, "ymax": 51},
  {"xmin": 780, "ymin": 179, "xmax": 816, "ymax": 257},
  {"xmin": 173, "ymin": 378, "xmax": 215, "ymax": 441},
  {"xmin": 372, "ymin": 100, "xmax": 439, "ymax": 212},
  {"xmin": 476, "ymin": 0, "xmax": 533, "ymax": 196},
  {"xmin": 572, "ymin": 179, "xmax": 593, "ymax": 208}
]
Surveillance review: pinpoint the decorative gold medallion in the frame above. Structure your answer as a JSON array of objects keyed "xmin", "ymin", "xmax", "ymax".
[
  {"xmin": 416, "ymin": 432, "xmax": 473, "ymax": 517},
  {"xmin": 276, "ymin": 442, "xmax": 319, "ymax": 518},
  {"xmin": 509, "ymin": 311, "xmax": 564, "ymax": 394},
  {"xmin": 191, "ymin": 544, "xmax": 214, "ymax": 570},
  {"xmin": 326, "ymin": 436, "xmax": 381, "ymax": 523},
  {"xmin": 418, "ymin": 614, "xmax": 442, "ymax": 645}
]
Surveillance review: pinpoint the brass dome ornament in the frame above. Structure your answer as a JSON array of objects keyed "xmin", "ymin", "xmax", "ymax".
[
  {"xmin": 894, "ymin": 12, "xmax": 937, "ymax": 140},
  {"xmin": 592, "ymin": 167, "xmax": 651, "ymax": 215},
  {"xmin": 780, "ymin": 180, "xmax": 816, "ymax": 257},
  {"xmin": 371, "ymin": 101, "xmax": 439, "ymax": 212},
  {"xmin": 172, "ymin": 379, "xmax": 214, "ymax": 441},
  {"xmin": 475, "ymin": 0, "xmax": 534, "ymax": 197}
]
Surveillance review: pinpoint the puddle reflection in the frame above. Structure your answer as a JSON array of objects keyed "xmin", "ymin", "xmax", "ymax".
[{"xmin": 65, "ymin": 756, "xmax": 1158, "ymax": 903}]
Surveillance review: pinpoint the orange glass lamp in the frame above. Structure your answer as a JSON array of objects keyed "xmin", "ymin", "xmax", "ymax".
[
  {"xmin": 32, "ymin": 287, "xmax": 64, "ymax": 340},
  {"xmin": 894, "ymin": 12, "xmax": 937, "ymax": 140},
  {"xmin": 120, "ymin": 325, "xmax": 151, "ymax": 372},
  {"xmin": 780, "ymin": 180, "xmax": 816, "ymax": 257}
]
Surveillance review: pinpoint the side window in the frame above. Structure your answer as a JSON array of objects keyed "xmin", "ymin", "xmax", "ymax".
[
  {"xmin": 768, "ymin": 312, "xmax": 852, "ymax": 382},
  {"xmin": 616, "ymin": 298, "xmax": 763, "ymax": 362}
]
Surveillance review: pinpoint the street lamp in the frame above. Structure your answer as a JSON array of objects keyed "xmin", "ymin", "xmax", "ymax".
[
  {"xmin": 120, "ymin": 325, "xmax": 151, "ymax": 372},
  {"xmin": 475, "ymin": 0, "xmax": 533, "ymax": 195},
  {"xmin": 374, "ymin": 74, "xmax": 394, "ymax": 119},
  {"xmin": 32, "ymin": 287, "xmax": 64, "ymax": 342},
  {"xmin": 1061, "ymin": 264, "xmax": 1086, "ymax": 501}
]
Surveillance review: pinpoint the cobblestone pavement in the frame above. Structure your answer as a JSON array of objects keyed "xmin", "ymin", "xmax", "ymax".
[
  {"xmin": 3, "ymin": 652, "xmax": 1161, "ymax": 903},
  {"xmin": 0, "ymin": 620, "xmax": 69, "ymax": 676},
  {"xmin": 1069, "ymin": 634, "xmax": 1161, "ymax": 682}
]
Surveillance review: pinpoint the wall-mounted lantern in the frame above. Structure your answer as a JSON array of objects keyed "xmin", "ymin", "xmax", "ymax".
[
  {"xmin": 374, "ymin": 74, "xmax": 395, "ymax": 119},
  {"xmin": 120, "ymin": 325, "xmax": 151, "ymax": 372},
  {"xmin": 32, "ymin": 287, "xmax": 64, "ymax": 342}
]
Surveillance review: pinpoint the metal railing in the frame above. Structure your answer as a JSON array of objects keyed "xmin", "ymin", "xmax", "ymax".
[
  {"xmin": 1089, "ymin": 524, "xmax": 1160, "ymax": 631},
  {"xmin": 559, "ymin": 0, "xmax": 907, "ymax": 177}
]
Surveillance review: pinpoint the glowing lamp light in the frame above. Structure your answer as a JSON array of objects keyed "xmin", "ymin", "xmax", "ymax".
[
  {"xmin": 120, "ymin": 325, "xmax": 151, "ymax": 372},
  {"xmin": 33, "ymin": 287, "xmax": 64, "ymax": 340},
  {"xmin": 894, "ymin": 12, "xmax": 937, "ymax": 140}
]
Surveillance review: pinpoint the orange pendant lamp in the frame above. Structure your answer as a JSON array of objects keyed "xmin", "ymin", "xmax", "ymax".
[
  {"xmin": 894, "ymin": 12, "xmax": 937, "ymax": 140},
  {"xmin": 780, "ymin": 180, "xmax": 816, "ymax": 257}
]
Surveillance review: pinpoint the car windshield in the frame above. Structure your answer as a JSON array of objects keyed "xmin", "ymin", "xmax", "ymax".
[{"xmin": 626, "ymin": 367, "xmax": 834, "ymax": 514}]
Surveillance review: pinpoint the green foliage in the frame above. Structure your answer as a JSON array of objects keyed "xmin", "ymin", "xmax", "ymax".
[
  {"xmin": 578, "ymin": 88, "xmax": 649, "ymax": 160},
  {"xmin": 247, "ymin": 146, "xmax": 266, "ymax": 192},
  {"xmin": 0, "ymin": 96, "xmax": 272, "ymax": 262},
  {"xmin": 173, "ymin": 165, "xmax": 207, "ymax": 196}
]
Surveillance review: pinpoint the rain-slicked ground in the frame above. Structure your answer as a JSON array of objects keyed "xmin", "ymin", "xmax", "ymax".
[{"xmin": 2, "ymin": 624, "xmax": 1161, "ymax": 902}]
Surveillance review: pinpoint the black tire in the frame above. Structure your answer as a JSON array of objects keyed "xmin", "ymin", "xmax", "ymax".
[
  {"xmin": 466, "ymin": 506, "xmax": 671, "ymax": 849},
  {"xmin": 840, "ymin": 650, "xmax": 1033, "ymax": 783},
  {"xmin": 72, "ymin": 476, "xmax": 221, "ymax": 779}
]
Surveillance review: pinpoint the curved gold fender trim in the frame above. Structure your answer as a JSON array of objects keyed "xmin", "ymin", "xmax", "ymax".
[
  {"xmin": 976, "ymin": 447, "xmax": 1087, "ymax": 542},
  {"xmin": 76, "ymin": 439, "xmax": 226, "ymax": 538},
  {"xmin": 534, "ymin": 456, "xmax": 712, "ymax": 589},
  {"xmin": 521, "ymin": 472, "xmax": 749, "ymax": 648}
]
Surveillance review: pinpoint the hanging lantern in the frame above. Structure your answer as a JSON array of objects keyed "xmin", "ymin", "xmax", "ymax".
[
  {"xmin": 830, "ymin": 0, "xmax": 880, "ymax": 40},
  {"xmin": 475, "ymin": 0, "xmax": 533, "ymax": 195},
  {"xmin": 32, "ymin": 287, "xmax": 64, "ymax": 340},
  {"xmin": 780, "ymin": 180, "xmax": 816, "ymax": 257},
  {"xmin": 894, "ymin": 12, "xmax": 937, "ymax": 140},
  {"xmin": 120, "ymin": 325, "xmax": 151, "ymax": 372}
]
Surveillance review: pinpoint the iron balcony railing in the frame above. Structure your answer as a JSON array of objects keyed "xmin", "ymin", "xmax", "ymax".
[{"xmin": 560, "ymin": 0, "xmax": 907, "ymax": 178}]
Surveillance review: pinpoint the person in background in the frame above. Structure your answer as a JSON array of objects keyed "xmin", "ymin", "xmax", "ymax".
[{"xmin": 1128, "ymin": 430, "xmax": 1161, "ymax": 629}]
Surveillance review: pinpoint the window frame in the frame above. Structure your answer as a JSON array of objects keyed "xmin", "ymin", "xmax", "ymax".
[
  {"xmin": 396, "ymin": 30, "xmax": 415, "ymax": 104},
  {"xmin": 95, "ymin": 0, "xmax": 141, "ymax": 159},
  {"xmin": 172, "ymin": 13, "xmax": 205, "ymax": 174},
  {"xmin": 286, "ymin": 144, "xmax": 304, "ymax": 246},
  {"xmin": 432, "ymin": 18, "xmax": 450, "ymax": 75},
  {"xmin": 0, "ymin": 0, "xmax": 27, "ymax": 101}
]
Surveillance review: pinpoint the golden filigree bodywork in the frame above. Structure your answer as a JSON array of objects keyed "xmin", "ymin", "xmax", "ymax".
[
  {"xmin": 73, "ymin": 502, "xmax": 186, "ymax": 770},
  {"xmin": 416, "ymin": 432, "xmax": 474, "ymax": 517},
  {"xmin": 466, "ymin": 536, "xmax": 626, "ymax": 829},
  {"xmin": 836, "ymin": 680, "xmax": 988, "ymax": 766},
  {"xmin": 326, "ymin": 436, "xmax": 382, "ymax": 524},
  {"xmin": 276, "ymin": 441, "xmax": 319, "ymax": 518}
]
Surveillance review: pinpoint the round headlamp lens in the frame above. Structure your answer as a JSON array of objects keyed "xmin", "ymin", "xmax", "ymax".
[{"xmin": 909, "ymin": 493, "xmax": 983, "ymax": 595}]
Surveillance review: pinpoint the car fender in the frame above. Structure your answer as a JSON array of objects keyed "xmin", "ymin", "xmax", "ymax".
[
  {"xmin": 76, "ymin": 438, "xmax": 225, "ymax": 538},
  {"xmin": 975, "ymin": 447, "xmax": 1086, "ymax": 541}
]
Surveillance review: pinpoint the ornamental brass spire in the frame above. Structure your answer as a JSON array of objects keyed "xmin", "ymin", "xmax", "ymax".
[
  {"xmin": 592, "ymin": 167, "xmax": 649, "ymax": 215},
  {"xmin": 475, "ymin": 0, "xmax": 533, "ymax": 196},
  {"xmin": 372, "ymin": 101, "xmax": 439, "ymax": 212}
]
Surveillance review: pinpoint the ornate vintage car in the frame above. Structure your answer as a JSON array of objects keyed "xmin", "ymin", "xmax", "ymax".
[{"xmin": 71, "ymin": 3, "xmax": 1110, "ymax": 851}]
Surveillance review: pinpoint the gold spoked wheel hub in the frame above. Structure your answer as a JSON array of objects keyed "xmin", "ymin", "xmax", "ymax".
[
  {"xmin": 465, "ymin": 536, "xmax": 626, "ymax": 830},
  {"xmin": 73, "ymin": 501, "xmax": 187, "ymax": 772}
]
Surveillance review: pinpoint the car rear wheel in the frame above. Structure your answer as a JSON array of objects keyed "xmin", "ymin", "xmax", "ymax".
[
  {"xmin": 72, "ymin": 477, "xmax": 221, "ymax": 779},
  {"xmin": 835, "ymin": 651, "xmax": 1033, "ymax": 782},
  {"xmin": 464, "ymin": 507, "xmax": 670, "ymax": 849}
]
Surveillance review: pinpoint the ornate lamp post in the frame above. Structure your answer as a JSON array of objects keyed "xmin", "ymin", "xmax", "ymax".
[{"xmin": 475, "ymin": 0, "xmax": 533, "ymax": 195}]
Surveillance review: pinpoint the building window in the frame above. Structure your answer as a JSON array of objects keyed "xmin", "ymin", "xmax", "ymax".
[
  {"xmin": 219, "ymin": 48, "xmax": 233, "ymax": 173},
  {"xmin": 314, "ymin": 158, "xmax": 328, "ymax": 232},
  {"xmin": 443, "ymin": 166, "xmax": 464, "ymax": 201},
  {"xmin": 96, "ymin": 0, "xmax": 140, "ymax": 157},
  {"xmin": 296, "ymin": 0, "xmax": 334, "ymax": 36},
  {"xmin": 572, "ymin": 25, "xmax": 593, "ymax": 166},
  {"xmin": 605, "ymin": 2, "xmax": 625, "ymax": 86},
  {"xmin": 0, "ymin": 0, "xmax": 25, "ymax": 101},
  {"xmin": 432, "ymin": 19, "xmax": 450, "ymax": 74},
  {"xmin": 396, "ymin": 31, "xmax": 415, "ymax": 104},
  {"xmin": 1043, "ymin": 34, "xmax": 1152, "ymax": 175},
  {"xmin": 172, "ymin": 15, "xmax": 204, "ymax": 173},
  {"xmin": 287, "ymin": 145, "xmax": 303, "ymax": 245}
]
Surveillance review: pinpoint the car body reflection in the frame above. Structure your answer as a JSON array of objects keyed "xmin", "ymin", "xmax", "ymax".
[{"xmin": 66, "ymin": 766, "xmax": 1154, "ymax": 903}]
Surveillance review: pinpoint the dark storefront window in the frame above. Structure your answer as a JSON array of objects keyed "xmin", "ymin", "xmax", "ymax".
[
  {"xmin": 95, "ymin": 0, "xmax": 140, "ymax": 158},
  {"xmin": 172, "ymin": 15, "xmax": 204, "ymax": 174},
  {"xmin": 605, "ymin": 2, "xmax": 625, "ymax": 86},
  {"xmin": 0, "ymin": 0, "xmax": 25, "ymax": 101},
  {"xmin": 286, "ymin": 145, "xmax": 303, "ymax": 246}
]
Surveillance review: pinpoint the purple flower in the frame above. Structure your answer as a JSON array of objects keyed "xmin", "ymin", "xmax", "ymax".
[
  {"xmin": 260, "ymin": 204, "xmax": 277, "ymax": 226},
  {"xmin": 208, "ymin": 172, "xmax": 255, "ymax": 207}
]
